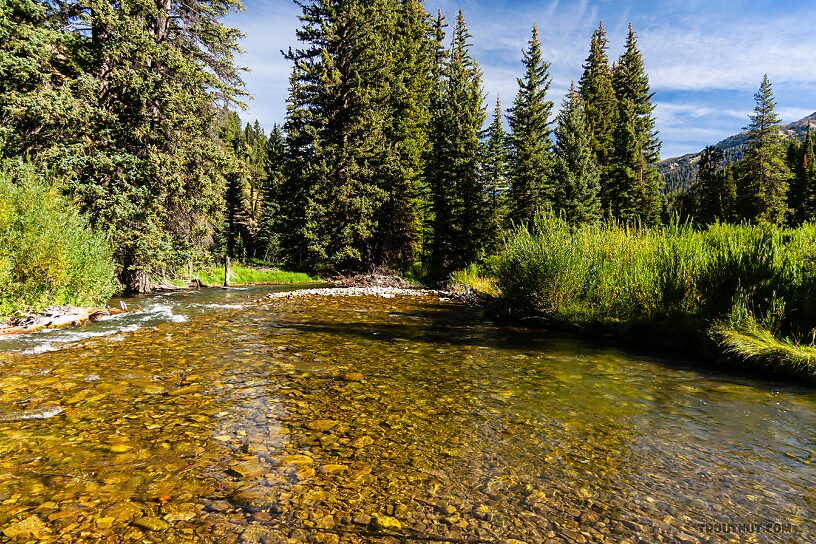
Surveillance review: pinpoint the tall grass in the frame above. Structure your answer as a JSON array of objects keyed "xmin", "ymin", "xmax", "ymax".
[
  {"xmin": 195, "ymin": 263, "xmax": 320, "ymax": 286},
  {"xmin": 497, "ymin": 213, "xmax": 816, "ymax": 382},
  {"xmin": 0, "ymin": 164, "xmax": 117, "ymax": 316},
  {"xmin": 449, "ymin": 263, "xmax": 501, "ymax": 297}
]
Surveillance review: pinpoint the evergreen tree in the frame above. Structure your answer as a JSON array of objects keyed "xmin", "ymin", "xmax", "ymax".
[
  {"xmin": 578, "ymin": 22, "xmax": 617, "ymax": 216},
  {"xmin": 789, "ymin": 130, "xmax": 816, "ymax": 224},
  {"xmin": 693, "ymin": 145, "xmax": 726, "ymax": 224},
  {"xmin": 507, "ymin": 24, "xmax": 554, "ymax": 225},
  {"xmin": 281, "ymin": 0, "xmax": 439, "ymax": 271},
  {"xmin": 277, "ymin": 66, "xmax": 324, "ymax": 269},
  {"xmin": 481, "ymin": 96, "xmax": 510, "ymax": 254},
  {"xmin": 375, "ymin": 0, "xmax": 434, "ymax": 267},
  {"xmin": 737, "ymin": 75, "xmax": 791, "ymax": 225},
  {"xmin": 552, "ymin": 85, "xmax": 601, "ymax": 224},
  {"xmin": 257, "ymin": 124, "xmax": 284, "ymax": 261},
  {"xmin": 57, "ymin": 0, "xmax": 245, "ymax": 290},
  {"xmin": 427, "ymin": 10, "xmax": 486, "ymax": 274},
  {"xmin": 609, "ymin": 94, "xmax": 642, "ymax": 223},
  {"xmin": 610, "ymin": 24, "xmax": 662, "ymax": 225},
  {"xmin": 282, "ymin": 0, "xmax": 394, "ymax": 270}
]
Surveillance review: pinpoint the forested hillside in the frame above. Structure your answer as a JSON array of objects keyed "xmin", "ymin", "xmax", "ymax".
[{"xmin": 659, "ymin": 112, "xmax": 816, "ymax": 193}]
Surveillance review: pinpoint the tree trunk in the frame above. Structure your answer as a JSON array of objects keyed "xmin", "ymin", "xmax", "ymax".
[
  {"xmin": 224, "ymin": 256, "xmax": 231, "ymax": 288},
  {"xmin": 129, "ymin": 269, "xmax": 151, "ymax": 294}
]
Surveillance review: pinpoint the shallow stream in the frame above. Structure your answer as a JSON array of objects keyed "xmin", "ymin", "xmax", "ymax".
[{"xmin": 0, "ymin": 288, "xmax": 813, "ymax": 543}]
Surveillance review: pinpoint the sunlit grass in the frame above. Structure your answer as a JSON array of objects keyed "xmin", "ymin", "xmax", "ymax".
[
  {"xmin": 195, "ymin": 263, "xmax": 321, "ymax": 286},
  {"xmin": 496, "ymin": 212, "xmax": 816, "ymax": 382},
  {"xmin": 449, "ymin": 264, "xmax": 501, "ymax": 297}
]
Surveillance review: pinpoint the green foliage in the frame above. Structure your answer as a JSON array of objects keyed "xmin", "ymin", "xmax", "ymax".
[
  {"xmin": 499, "ymin": 212, "xmax": 816, "ymax": 332},
  {"xmin": 0, "ymin": 0, "xmax": 246, "ymax": 292},
  {"xmin": 610, "ymin": 24, "xmax": 662, "ymax": 225},
  {"xmin": 507, "ymin": 25, "xmax": 554, "ymax": 225},
  {"xmin": 194, "ymin": 263, "xmax": 319, "ymax": 287},
  {"xmin": 0, "ymin": 164, "xmax": 116, "ymax": 316},
  {"xmin": 480, "ymin": 96, "xmax": 510, "ymax": 255},
  {"xmin": 552, "ymin": 85, "xmax": 601, "ymax": 224},
  {"xmin": 280, "ymin": 0, "xmax": 435, "ymax": 272},
  {"xmin": 737, "ymin": 75, "xmax": 791, "ymax": 225},
  {"xmin": 448, "ymin": 264, "xmax": 500, "ymax": 297},
  {"xmin": 427, "ymin": 10, "xmax": 486, "ymax": 275},
  {"xmin": 497, "ymin": 213, "xmax": 816, "ymax": 380},
  {"xmin": 788, "ymin": 129, "xmax": 816, "ymax": 225},
  {"xmin": 578, "ymin": 22, "xmax": 617, "ymax": 215}
]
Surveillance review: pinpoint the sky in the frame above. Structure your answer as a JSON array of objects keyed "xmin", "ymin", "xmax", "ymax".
[{"xmin": 225, "ymin": 0, "xmax": 816, "ymax": 158}]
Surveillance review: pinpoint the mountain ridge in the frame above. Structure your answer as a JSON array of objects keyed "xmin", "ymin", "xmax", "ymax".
[{"xmin": 658, "ymin": 112, "xmax": 816, "ymax": 192}]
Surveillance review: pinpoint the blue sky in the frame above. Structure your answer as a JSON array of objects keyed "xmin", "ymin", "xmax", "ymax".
[{"xmin": 226, "ymin": 0, "xmax": 816, "ymax": 158}]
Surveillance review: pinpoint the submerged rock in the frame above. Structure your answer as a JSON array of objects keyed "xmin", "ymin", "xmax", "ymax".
[
  {"xmin": 133, "ymin": 516, "xmax": 170, "ymax": 532},
  {"xmin": 2, "ymin": 515, "xmax": 51, "ymax": 540}
]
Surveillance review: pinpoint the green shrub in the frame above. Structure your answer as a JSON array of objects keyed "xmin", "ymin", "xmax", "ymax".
[
  {"xmin": 0, "ymin": 164, "xmax": 116, "ymax": 316},
  {"xmin": 497, "ymin": 212, "xmax": 816, "ymax": 381}
]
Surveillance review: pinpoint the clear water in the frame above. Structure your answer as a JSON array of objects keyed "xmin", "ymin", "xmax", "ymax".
[{"xmin": 0, "ymin": 289, "xmax": 813, "ymax": 543}]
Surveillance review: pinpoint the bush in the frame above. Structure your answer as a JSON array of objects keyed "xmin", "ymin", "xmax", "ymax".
[{"xmin": 0, "ymin": 164, "xmax": 116, "ymax": 316}]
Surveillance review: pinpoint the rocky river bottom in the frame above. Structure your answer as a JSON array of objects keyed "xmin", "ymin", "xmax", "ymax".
[{"xmin": 0, "ymin": 288, "xmax": 813, "ymax": 543}]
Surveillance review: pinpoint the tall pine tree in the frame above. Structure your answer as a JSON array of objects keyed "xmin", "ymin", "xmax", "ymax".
[
  {"xmin": 610, "ymin": 23, "xmax": 662, "ymax": 225},
  {"xmin": 552, "ymin": 85, "xmax": 601, "ymax": 224},
  {"xmin": 427, "ymin": 10, "xmax": 486, "ymax": 274},
  {"xmin": 481, "ymin": 96, "xmax": 510, "ymax": 254},
  {"xmin": 375, "ymin": 0, "xmax": 434, "ymax": 267},
  {"xmin": 578, "ymin": 22, "xmax": 617, "ymax": 216},
  {"xmin": 737, "ymin": 75, "xmax": 791, "ymax": 225},
  {"xmin": 507, "ymin": 24, "xmax": 554, "ymax": 225}
]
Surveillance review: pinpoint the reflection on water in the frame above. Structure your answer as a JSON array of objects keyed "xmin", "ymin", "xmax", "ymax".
[{"xmin": 0, "ymin": 292, "xmax": 813, "ymax": 543}]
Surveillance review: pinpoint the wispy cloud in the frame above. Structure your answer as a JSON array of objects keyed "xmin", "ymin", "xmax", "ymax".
[{"xmin": 230, "ymin": 0, "xmax": 816, "ymax": 158}]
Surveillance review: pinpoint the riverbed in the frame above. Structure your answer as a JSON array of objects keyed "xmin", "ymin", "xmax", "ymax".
[{"xmin": 0, "ymin": 287, "xmax": 813, "ymax": 543}]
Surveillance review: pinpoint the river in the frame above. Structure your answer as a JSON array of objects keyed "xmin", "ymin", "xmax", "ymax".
[{"xmin": 0, "ymin": 287, "xmax": 813, "ymax": 543}]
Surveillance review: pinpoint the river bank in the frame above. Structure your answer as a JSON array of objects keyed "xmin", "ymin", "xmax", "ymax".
[{"xmin": 0, "ymin": 306, "xmax": 131, "ymax": 336}]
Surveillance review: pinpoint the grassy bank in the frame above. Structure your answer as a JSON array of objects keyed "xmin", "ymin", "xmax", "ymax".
[
  {"xmin": 0, "ymin": 164, "xmax": 116, "ymax": 317},
  {"xmin": 192, "ymin": 263, "xmax": 320, "ymax": 287},
  {"xmin": 496, "ymin": 213, "xmax": 816, "ymax": 384}
]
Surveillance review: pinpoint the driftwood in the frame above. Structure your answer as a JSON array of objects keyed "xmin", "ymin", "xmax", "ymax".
[
  {"xmin": 0, "ymin": 306, "xmax": 131, "ymax": 337},
  {"xmin": 330, "ymin": 269, "xmax": 413, "ymax": 289}
]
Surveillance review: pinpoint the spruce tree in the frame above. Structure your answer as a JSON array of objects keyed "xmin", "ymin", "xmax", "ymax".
[
  {"xmin": 738, "ymin": 75, "xmax": 791, "ymax": 225},
  {"xmin": 578, "ymin": 22, "xmax": 617, "ymax": 216},
  {"xmin": 609, "ymin": 94, "xmax": 641, "ymax": 223},
  {"xmin": 375, "ymin": 0, "xmax": 434, "ymax": 268},
  {"xmin": 428, "ymin": 10, "xmax": 486, "ymax": 274},
  {"xmin": 507, "ymin": 24, "xmax": 554, "ymax": 225},
  {"xmin": 693, "ymin": 145, "xmax": 726, "ymax": 224},
  {"xmin": 423, "ymin": 9, "xmax": 448, "ymax": 266},
  {"xmin": 283, "ymin": 0, "xmax": 399, "ymax": 270},
  {"xmin": 552, "ymin": 85, "xmax": 601, "ymax": 224},
  {"xmin": 789, "ymin": 130, "xmax": 816, "ymax": 224},
  {"xmin": 257, "ymin": 124, "xmax": 284, "ymax": 261},
  {"xmin": 610, "ymin": 23, "xmax": 663, "ymax": 225},
  {"xmin": 481, "ymin": 96, "xmax": 510, "ymax": 254}
]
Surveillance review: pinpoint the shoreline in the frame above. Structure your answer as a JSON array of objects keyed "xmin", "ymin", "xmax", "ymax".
[{"xmin": 0, "ymin": 306, "xmax": 130, "ymax": 336}]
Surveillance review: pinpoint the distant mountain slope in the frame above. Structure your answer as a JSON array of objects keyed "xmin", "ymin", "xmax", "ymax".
[{"xmin": 658, "ymin": 112, "xmax": 816, "ymax": 193}]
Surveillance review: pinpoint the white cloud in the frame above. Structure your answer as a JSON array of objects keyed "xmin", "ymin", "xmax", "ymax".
[{"xmin": 228, "ymin": 0, "xmax": 816, "ymax": 157}]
